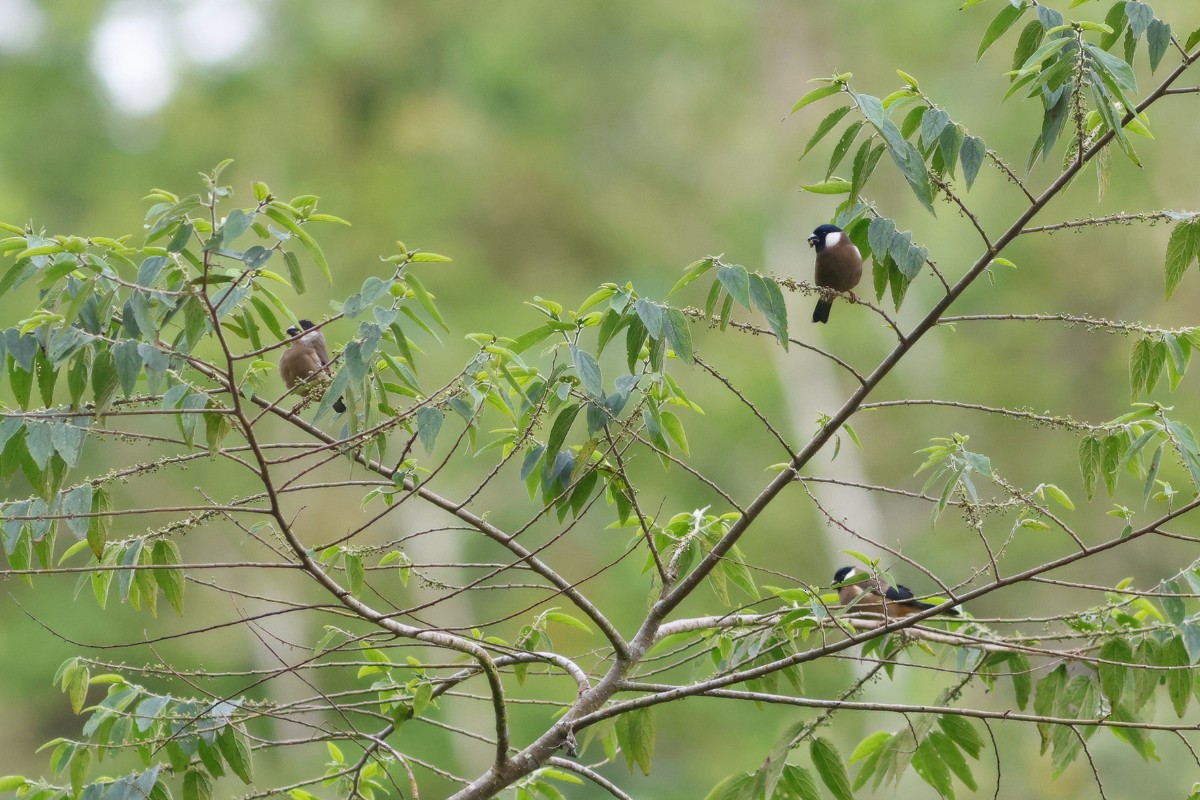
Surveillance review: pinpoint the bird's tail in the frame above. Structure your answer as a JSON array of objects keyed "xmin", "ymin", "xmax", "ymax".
[
  {"xmin": 812, "ymin": 298, "xmax": 833, "ymax": 324},
  {"xmin": 922, "ymin": 600, "xmax": 962, "ymax": 616},
  {"xmin": 334, "ymin": 397, "xmax": 347, "ymax": 414}
]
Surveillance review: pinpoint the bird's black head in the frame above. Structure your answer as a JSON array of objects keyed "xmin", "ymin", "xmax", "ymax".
[
  {"xmin": 287, "ymin": 319, "xmax": 315, "ymax": 337},
  {"xmin": 832, "ymin": 565, "xmax": 864, "ymax": 585},
  {"xmin": 807, "ymin": 223, "xmax": 845, "ymax": 252}
]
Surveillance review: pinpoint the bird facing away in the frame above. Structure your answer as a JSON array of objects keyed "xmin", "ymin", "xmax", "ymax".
[
  {"xmin": 279, "ymin": 319, "xmax": 346, "ymax": 413},
  {"xmin": 808, "ymin": 223, "xmax": 863, "ymax": 324},
  {"xmin": 831, "ymin": 565, "xmax": 960, "ymax": 618}
]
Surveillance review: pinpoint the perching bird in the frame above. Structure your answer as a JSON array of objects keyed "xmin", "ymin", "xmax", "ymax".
[
  {"xmin": 808, "ymin": 223, "xmax": 863, "ymax": 324},
  {"xmin": 832, "ymin": 566, "xmax": 960, "ymax": 618},
  {"xmin": 279, "ymin": 319, "xmax": 346, "ymax": 413}
]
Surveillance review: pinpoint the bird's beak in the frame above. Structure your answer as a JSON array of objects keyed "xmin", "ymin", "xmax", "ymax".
[{"xmin": 806, "ymin": 236, "xmax": 817, "ymax": 248}]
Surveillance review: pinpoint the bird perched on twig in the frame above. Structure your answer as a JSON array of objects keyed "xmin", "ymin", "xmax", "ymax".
[
  {"xmin": 808, "ymin": 223, "xmax": 863, "ymax": 324},
  {"xmin": 831, "ymin": 565, "xmax": 960, "ymax": 618},
  {"xmin": 279, "ymin": 319, "xmax": 346, "ymax": 413}
]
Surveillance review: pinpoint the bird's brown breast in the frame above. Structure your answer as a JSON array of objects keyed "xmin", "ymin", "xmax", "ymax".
[{"xmin": 815, "ymin": 244, "xmax": 863, "ymax": 292}]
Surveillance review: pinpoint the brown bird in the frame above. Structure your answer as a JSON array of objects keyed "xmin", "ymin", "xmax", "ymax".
[
  {"xmin": 832, "ymin": 566, "xmax": 960, "ymax": 618},
  {"xmin": 279, "ymin": 319, "xmax": 346, "ymax": 413},
  {"xmin": 808, "ymin": 223, "xmax": 863, "ymax": 324}
]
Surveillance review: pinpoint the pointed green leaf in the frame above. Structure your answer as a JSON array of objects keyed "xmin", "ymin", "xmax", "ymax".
[
  {"xmin": 800, "ymin": 106, "xmax": 852, "ymax": 159},
  {"xmin": 748, "ymin": 274, "xmax": 789, "ymax": 349},
  {"xmin": 809, "ymin": 738, "xmax": 853, "ymax": 800},
  {"xmin": 662, "ymin": 307, "xmax": 694, "ymax": 364},
  {"xmin": 572, "ymin": 347, "xmax": 603, "ymax": 398},
  {"xmin": 789, "ymin": 84, "xmax": 843, "ymax": 116},
  {"xmin": 416, "ymin": 406, "xmax": 444, "ymax": 453},
  {"xmin": 978, "ymin": 1, "xmax": 1027, "ymax": 60},
  {"xmin": 1165, "ymin": 221, "xmax": 1200, "ymax": 299}
]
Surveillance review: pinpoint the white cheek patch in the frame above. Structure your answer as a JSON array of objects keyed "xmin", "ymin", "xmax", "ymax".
[{"xmin": 823, "ymin": 231, "xmax": 843, "ymax": 247}]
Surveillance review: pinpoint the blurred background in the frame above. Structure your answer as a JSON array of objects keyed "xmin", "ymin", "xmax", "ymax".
[{"xmin": 1, "ymin": 0, "xmax": 1198, "ymax": 797}]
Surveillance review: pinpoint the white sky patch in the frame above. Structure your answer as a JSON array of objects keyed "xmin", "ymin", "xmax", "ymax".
[
  {"xmin": 90, "ymin": 2, "xmax": 176, "ymax": 117},
  {"xmin": 177, "ymin": 0, "xmax": 263, "ymax": 67},
  {"xmin": 0, "ymin": 0, "xmax": 44, "ymax": 54}
]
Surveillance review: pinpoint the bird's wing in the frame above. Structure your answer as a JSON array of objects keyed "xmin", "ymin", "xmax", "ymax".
[
  {"xmin": 281, "ymin": 346, "xmax": 324, "ymax": 388},
  {"xmin": 311, "ymin": 334, "xmax": 332, "ymax": 367},
  {"xmin": 884, "ymin": 583, "xmax": 917, "ymax": 602}
]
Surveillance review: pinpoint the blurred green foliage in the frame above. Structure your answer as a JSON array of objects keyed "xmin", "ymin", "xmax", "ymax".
[{"xmin": 1, "ymin": 1, "xmax": 1199, "ymax": 798}]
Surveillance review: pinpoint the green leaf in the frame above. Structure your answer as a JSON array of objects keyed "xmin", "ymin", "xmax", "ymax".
[
  {"xmin": 1015, "ymin": 37, "xmax": 1073, "ymax": 76},
  {"xmin": 748, "ymin": 274, "xmax": 789, "ymax": 349},
  {"xmin": 1043, "ymin": 483, "xmax": 1075, "ymax": 511},
  {"xmin": 1165, "ymin": 221, "xmax": 1200, "ymax": 299},
  {"xmin": 616, "ymin": 707, "xmax": 656, "ymax": 775},
  {"xmin": 91, "ymin": 347, "xmax": 119, "ymax": 411},
  {"xmin": 789, "ymin": 84, "xmax": 844, "ymax": 116},
  {"xmin": 88, "ymin": 487, "xmax": 112, "ymax": 558},
  {"xmin": 1129, "ymin": 337, "xmax": 1157, "ymax": 398},
  {"xmin": 183, "ymin": 768, "xmax": 213, "ymax": 800},
  {"xmin": 717, "ymin": 263, "xmax": 751, "ymax": 309},
  {"xmin": 855, "ymin": 93, "xmax": 935, "ymax": 213},
  {"xmin": 403, "ymin": 272, "xmax": 449, "ymax": 332},
  {"xmin": 217, "ymin": 725, "xmax": 253, "ymax": 784},
  {"xmin": 543, "ymin": 611, "xmax": 593, "ymax": 634},
  {"xmin": 703, "ymin": 773, "xmax": 755, "ymax": 800},
  {"xmin": 669, "ymin": 256, "xmax": 717, "ymax": 296},
  {"xmin": 1147, "ymin": 18, "xmax": 1171, "ymax": 72},
  {"xmin": 1166, "ymin": 419, "xmax": 1200, "ymax": 489},
  {"xmin": 1099, "ymin": 638, "xmax": 1131, "ymax": 704},
  {"xmin": 1087, "ymin": 42, "xmax": 1138, "ymax": 97},
  {"xmin": 920, "ymin": 108, "xmax": 951, "ymax": 149},
  {"xmin": 800, "ymin": 106, "xmax": 852, "ymax": 159},
  {"xmin": 61, "ymin": 484, "xmax": 92, "ymax": 540},
  {"xmin": 1011, "ymin": 20, "xmax": 1045, "ymax": 72},
  {"xmin": 1079, "ymin": 435, "xmax": 1102, "ymax": 498},
  {"xmin": 900, "ymin": 104, "xmax": 927, "ymax": 140},
  {"xmin": 776, "ymin": 765, "xmax": 821, "ymax": 800},
  {"xmin": 809, "ymin": 738, "xmax": 853, "ymax": 800},
  {"xmin": 283, "ymin": 250, "xmax": 306, "ymax": 295},
  {"xmin": 545, "ymin": 403, "xmax": 581, "ymax": 468},
  {"xmin": 262, "ymin": 206, "xmax": 331, "ymax": 284},
  {"xmin": 661, "ymin": 410, "xmax": 689, "ymax": 456},
  {"xmin": 1008, "ymin": 652, "xmax": 1032, "ymax": 709},
  {"xmin": 912, "ymin": 737, "xmax": 954, "ymax": 799},
  {"xmin": 1164, "ymin": 636, "xmax": 1191, "ymax": 716},
  {"xmin": 343, "ymin": 552, "xmax": 363, "ymax": 597},
  {"xmin": 937, "ymin": 715, "xmax": 983, "ymax": 759},
  {"xmin": 978, "ymin": 1, "xmax": 1027, "ymax": 60},
  {"xmin": 635, "ymin": 298, "xmax": 664, "ymax": 339},
  {"xmin": 572, "ymin": 347, "xmax": 603, "ymax": 399},
  {"xmin": 801, "ymin": 179, "xmax": 852, "ymax": 194},
  {"xmin": 663, "ymin": 307, "xmax": 694, "ymax": 364},
  {"xmin": 1125, "ymin": 1, "xmax": 1152, "ymax": 38},
  {"xmin": 849, "ymin": 141, "xmax": 885, "ymax": 203},
  {"xmin": 827, "ymin": 121, "xmax": 865, "ymax": 178},
  {"xmin": 1100, "ymin": 433, "xmax": 1123, "ymax": 495},
  {"xmin": 960, "ymin": 136, "xmax": 986, "ymax": 190},
  {"xmin": 416, "ymin": 406, "xmax": 444, "ymax": 453},
  {"xmin": 151, "ymin": 539, "xmax": 185, "ymax": 614}
]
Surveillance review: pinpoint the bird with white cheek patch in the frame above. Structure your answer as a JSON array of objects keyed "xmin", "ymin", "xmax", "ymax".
[{"xmin": 808, "ymin": 223, "xmax": 863, "ymax": 324}]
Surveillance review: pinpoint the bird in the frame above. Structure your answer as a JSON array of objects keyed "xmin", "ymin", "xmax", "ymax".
[
  {"xmin": 831, "ymin": 565, "xmax": 960, "ymax": 618},
  {"xmin": 279, "ymin": 319, "xmax": 346, "ymax": 413},
  {"xmin": 808, "ymin": 223, "xmax": 863, "ymax": 324}
]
